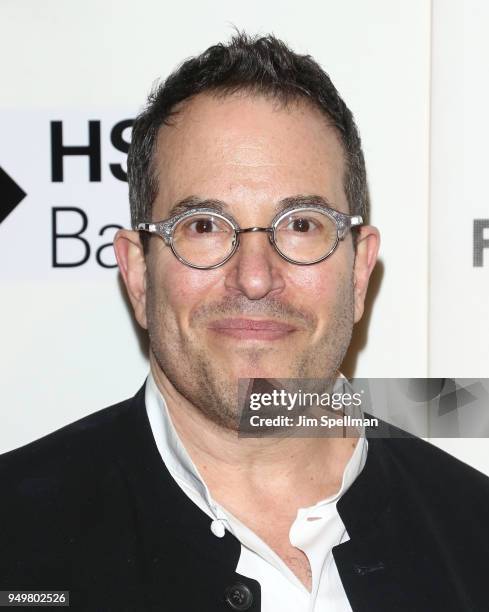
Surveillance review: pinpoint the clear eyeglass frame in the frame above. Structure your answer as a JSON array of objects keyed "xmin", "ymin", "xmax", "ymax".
[{"xmin": 135, "ymin": 204, "xmax": 363, "ymax": 270}]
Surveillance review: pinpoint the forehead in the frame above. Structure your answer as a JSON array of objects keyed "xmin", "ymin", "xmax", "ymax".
[{"xmin": 153, "ymin": 92, "xmax": 347, "ymax": 216}]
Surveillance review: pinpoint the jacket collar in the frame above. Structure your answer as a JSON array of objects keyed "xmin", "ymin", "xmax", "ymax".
[{"xmin": 112, "ymin": 382, "xmax": 243, "ymax": 571}]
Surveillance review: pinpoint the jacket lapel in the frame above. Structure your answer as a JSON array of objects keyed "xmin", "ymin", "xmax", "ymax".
[{"xmin": 112, "ymin": 384, "xmax": 262, "ymax": 610}]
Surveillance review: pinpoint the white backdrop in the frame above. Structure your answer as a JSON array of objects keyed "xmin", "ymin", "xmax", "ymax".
[
  {"xmin": 429, "ymin": 0, "xmax": 489, "ymax": 472},
  {"xmin": 0, "ymin": 0, "xmax": 487, "ymax": 472}
]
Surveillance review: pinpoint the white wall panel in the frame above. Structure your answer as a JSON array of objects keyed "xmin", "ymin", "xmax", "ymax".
[{"xmin": 429, "ymin": 0, "xmax": 489, "ymax": 474}]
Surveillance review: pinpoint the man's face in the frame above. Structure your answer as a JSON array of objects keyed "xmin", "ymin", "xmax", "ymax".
[{"xmin": 128, "ymin": 93, "xmax": 374, "ymax": 428}]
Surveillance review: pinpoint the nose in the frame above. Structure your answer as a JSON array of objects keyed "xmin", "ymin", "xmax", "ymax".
[{"xmin": 224, "ymin": 230, "xmax": 285, "ymax": 300}]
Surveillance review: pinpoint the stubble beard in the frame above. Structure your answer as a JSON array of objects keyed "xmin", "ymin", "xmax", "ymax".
[{"xmin": 147, "ymin": 279, "xmax": 355, "ymax": 432}]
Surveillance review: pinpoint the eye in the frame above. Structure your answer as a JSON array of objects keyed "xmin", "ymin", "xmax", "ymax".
[
  {"xmin": 190, "ymin": 218, "xmax": 215, "ymax": 233},
  {"xmin": 283, "ymin": 216, "xmax": 320, "ymax": 233},
  {"xmin": 176, "ymin": 214, "xmax": 234, "ymax": 241},
  {"xmin": 185, "ymin": 216, "xmax": 226, "ymax": 234}
]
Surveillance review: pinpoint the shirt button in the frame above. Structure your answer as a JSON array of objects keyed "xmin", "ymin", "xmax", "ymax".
[{"xmin": 224, "ymin": 583, "xmax": 253, "ymax": 610}]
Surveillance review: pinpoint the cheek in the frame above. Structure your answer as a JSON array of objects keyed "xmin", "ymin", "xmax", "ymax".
[
  {"xmin": 286, "ymin": 259, "xmax": 351, "ymax": 304},
  {"xmin": 283, "ymin": 255, "xmax": 354, "ymax": 337},
  {"xmin": 149, "ymin": 257, "xmax": 222, "ymax": 329}
]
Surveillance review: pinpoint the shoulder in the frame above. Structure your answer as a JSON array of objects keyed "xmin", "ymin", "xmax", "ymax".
[
  {"xmin": 0, "ymin": 384, "xmax": 155, "ymax": 587},
  {"xmin": 0, "ymin": 385, "xmax": 146, "ymax": 507},
  {"xmin": 368, "ymin": 431, "xmax": 489, "ymax": 515}
]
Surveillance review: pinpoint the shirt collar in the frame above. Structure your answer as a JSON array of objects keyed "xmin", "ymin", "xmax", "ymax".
[
  {"xmin": 145, "ymin": 371, "xmax": 367, "ymax": 525},
  {"xmin": 145, "ymin": 372, "xmax": 221, "ymax": 518}
]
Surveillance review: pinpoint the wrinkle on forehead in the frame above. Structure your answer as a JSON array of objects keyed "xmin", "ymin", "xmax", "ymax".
[{"xmin": 220, "ymin": 141, "xmax": 282, "ymax": 168}]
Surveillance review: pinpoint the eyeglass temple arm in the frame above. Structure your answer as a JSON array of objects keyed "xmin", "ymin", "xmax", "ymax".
[
  {"xmin": 136, "ymin": 222, "xmax": 157, "ymax": 232},
  {"xmin": 136, "ymin": 222, "xmax": 173, "ymax": 246},
  {"xmin": 337, "ymin": 214, "xmax": 363, "ymax": 240}
]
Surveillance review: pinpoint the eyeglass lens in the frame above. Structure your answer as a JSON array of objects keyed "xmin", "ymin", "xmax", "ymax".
[
  {"xmin": 171, "ymin": 208, "xmax": 338, "ymax": 267},
  {"xmin": 172, "ymin": 214, "xmax": 236, "ymax": 267},
  {"xmin": 274, "ymin": 208, "xmax": 337, "ymax": 264}
]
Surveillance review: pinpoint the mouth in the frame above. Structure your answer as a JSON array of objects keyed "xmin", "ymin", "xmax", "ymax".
[{"xmin": 207, "ymin": 318, "xmax": 299, "ymax": 341}]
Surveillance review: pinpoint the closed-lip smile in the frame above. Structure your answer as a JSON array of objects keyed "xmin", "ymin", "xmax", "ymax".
[{"xmin": 207, "ymin": 318, "xmax": 298, "ymax": 340}]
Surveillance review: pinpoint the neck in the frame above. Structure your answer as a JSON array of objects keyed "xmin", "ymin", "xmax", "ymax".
[{"xmin": 150, "ymin": 357, "xmax": 358, "ymax": 509}]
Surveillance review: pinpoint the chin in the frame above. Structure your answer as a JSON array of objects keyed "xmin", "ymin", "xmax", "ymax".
[
  {"xmin": 230, "ymin": 363, "xmax": 295, "ymax": 381},
  {"xmin": 211, "ymin": 344, "xmax": 305, "ymax": 381}
]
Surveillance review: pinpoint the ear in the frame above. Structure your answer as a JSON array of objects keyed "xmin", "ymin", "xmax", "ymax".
[
  {"xmin": 113, "ymin": 229, "xmax": 148, "ymax": 329},
  {"xmin": 353, "ymin": 225, "xmax": 380, "ymax": 323}
]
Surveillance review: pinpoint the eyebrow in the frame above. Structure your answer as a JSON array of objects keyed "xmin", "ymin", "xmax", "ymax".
[{"xmin": 166, "ymin": 194, "xmax": 336, "ymax": 218}]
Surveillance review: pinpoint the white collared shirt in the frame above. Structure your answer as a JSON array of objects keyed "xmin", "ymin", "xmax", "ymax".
[{"xmin": 145, "ymin": 373, "xmax": 367, "ymax": 611}]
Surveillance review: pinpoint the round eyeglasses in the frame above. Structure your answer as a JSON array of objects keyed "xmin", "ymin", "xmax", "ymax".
[{"xmin": 135, "ymin": 205, "xmax": 363, "ymax": 269}]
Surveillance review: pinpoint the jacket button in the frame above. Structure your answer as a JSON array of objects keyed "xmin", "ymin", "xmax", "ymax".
[{"xmin": 224, "ymin": 583, "xmax": 253, "ymax": 610}]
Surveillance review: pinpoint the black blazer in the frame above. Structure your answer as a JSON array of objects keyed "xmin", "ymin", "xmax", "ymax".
[{"xmin": 0, "ymin": 384, "xmax": 488, "ymax": 611}]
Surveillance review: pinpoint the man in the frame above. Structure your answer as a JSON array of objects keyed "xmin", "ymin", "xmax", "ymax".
[{"xmin": 0, "ymin": 33, "xmax": 488, "ymax": 612}]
